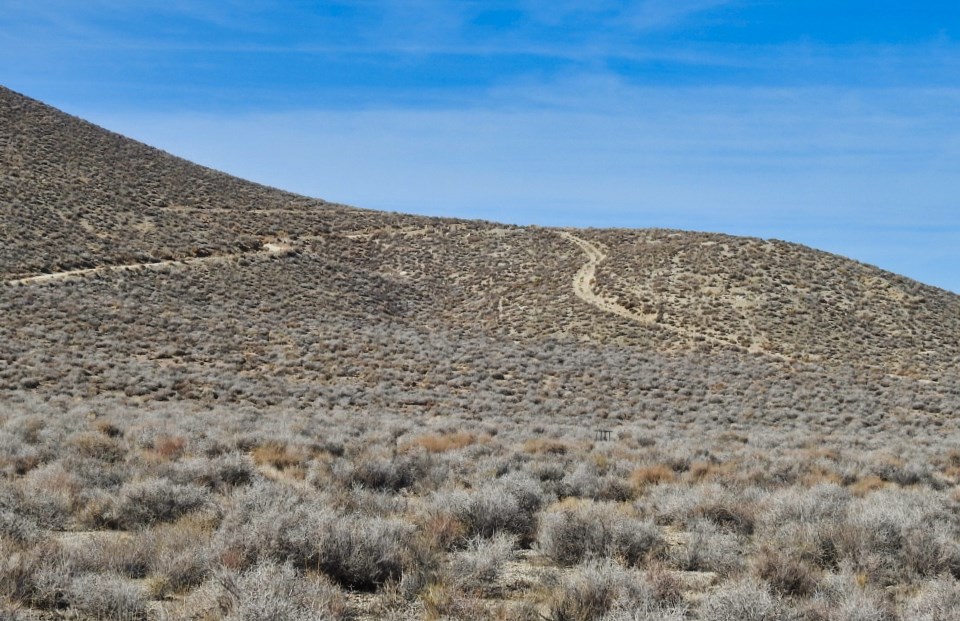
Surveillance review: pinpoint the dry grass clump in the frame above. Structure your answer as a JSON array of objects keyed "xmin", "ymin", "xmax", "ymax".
[
  {"xmin": 404, "ymin": 431, "xmax": 485, "ymax": 453},
  {"xmin": 250, "ymin": 440, "xmax": 305, "ymax": 472},
  {"xmin": 629, "ymin": 463, "xmax": 676, "ymax": 491},
  {"xmin": 523, "ymin": 438, "xmax": 574, "ymax": 455}
]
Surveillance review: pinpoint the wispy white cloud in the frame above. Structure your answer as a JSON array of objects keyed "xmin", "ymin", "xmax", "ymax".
[
  {"xmin": 620, "ymin": 0, "xmax": 735, "ymax": 30},
  {"xmin": 516, "ymin": 0, "xmax": 734, "ymax": 30}
]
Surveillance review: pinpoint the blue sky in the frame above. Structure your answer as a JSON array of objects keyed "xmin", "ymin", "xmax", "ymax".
[{"xmin": 2, "ymin": 1, "xmax": 958, "ymax": 292}]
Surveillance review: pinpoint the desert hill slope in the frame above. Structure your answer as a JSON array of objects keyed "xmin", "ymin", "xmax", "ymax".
[
  {"xmin": 1, "ymin": 84, "xmax": 958, "ymax": 379},
  {"xmin": 3, "ymin": 85, "xmax": 960, "ymax": 621}
]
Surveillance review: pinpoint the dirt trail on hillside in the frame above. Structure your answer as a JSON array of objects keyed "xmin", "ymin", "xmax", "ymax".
[
  {"xmin": 559, "ymin": 230, "xmax": 789, "ymax": 360},
  {"xmin": 560, "ymin": 231, "xmax": 659, "ymax": 325},
  {"xmin": 5, "ymin": 241, "xmax": 294, "ymax": 286},
  {"xmin": 4, "ymin": 224, "xmax": 435, "ymax": 286}
]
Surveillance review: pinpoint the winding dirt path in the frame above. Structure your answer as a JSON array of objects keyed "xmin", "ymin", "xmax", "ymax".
[
  {"xmin": 559, "ymin": 230, "xmax": 789, "ymax": 360},
  {"xmin": 560, "ymin": 231, "xmax": 658, "ymax": 325},
  {"xmin": 5, "ymin": 241, "xmax": 294, "ymax": 286}
]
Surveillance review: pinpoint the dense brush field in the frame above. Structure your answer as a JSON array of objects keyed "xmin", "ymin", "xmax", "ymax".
[
  {"xmin": 2, "ymin": 375, "xmax": 960, "ymax": 620},
  {"xmin": 2, "ymin": 86, "xmax": 960, "ymax": 620}
]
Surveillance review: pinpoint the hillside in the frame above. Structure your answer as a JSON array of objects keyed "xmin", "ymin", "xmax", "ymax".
[
  {"xmin": 3, "ymin": 86, "xmax": 958, "ymax": 377},
  {"xmin": 2, "ymin": 85, "xmax": 960, "ymax": 621}
]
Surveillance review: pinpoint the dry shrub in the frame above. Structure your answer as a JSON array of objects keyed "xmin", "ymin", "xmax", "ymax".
[
  {"xmin": 0, "ymin": 542, "xmax": 43, "ymax": 607},
  {"xmin": 630, "ymin": 464, "xmax": 676, "ymax": 491},
  {"xmin": 686, "ymin": 460, "xmax": 733, "ymax": 483},
  {"xmin": 404, "ymin": 432, "xmax": 483, "ymax": 453},
  {"xmin": 537, "ymin": 500, "xmax": 664, "ymax": 567},
  {"xmin": 210, "ymin": 482, "xmax": 325, "ymax": 571},
  {"xmin": 0, "ymin": 479, "xmax": 68, "ymax": 531},
  {"xmin": 753, "ymin": 546, "xmax": 820, "ymax": 598},
  {"xmin": 668, "ymin": 519, "xmax": 744, "ymax": 575},
  {"xmin": 817, "ymin": 571, "xmax": 897, "ymax": 621},
  {"xmin": 317, "ymin": 516, "xmax": 427, "ymax": 591},
  {"xmin": 111, "ymin": 478, "xmax": 210, "ymax": 529},
  {"xmin": 849, "ymin": 476, "xmax": 887, "ymax": 497},
  {"xmin": 912, "ymin": 575, "xmax": 960, "ymax": 621},
  {"xmin": 829, "ymin": 488, "xmax": 956, "ymax": 586},
  {"xmin": 543, "ymin": 562, "xmax": 626, "ymax": 621},
  {"xmin": 169, "ymin": 453, "xmax": 258, "ymax": 492},
  {"xmin": 342, "ymin": 453, "xmax": 432, "ymax": 492},
  {"xmin": 63, "ymin": 532, "xmax": 151, "ymax": 579},
  {"xmin": 940, "ymin": 449, "xmax": 960, "ymax": 483},
  {"xmin": 541, "ymin": 560, "xmax": 670, "ymax": 621},
  {"xmin": 67, "ymin": 573, "xmax": 150, "ymax": 621},
  {"xmin": 67, "ymin": 432, "xmax": 125, "ymax": 463},
  {"xmin": 800, "ymin": 466, "xmax": 843, "ymax": 487},
  {"xmin": 0, "ymin": 453, "xmax": 41, "ymax": 476},
  {"xmin": 0, "ymin": 510, "xmax": 41, "ymax": 546},
  {"xmin": 446, "ymin": 533, "xmax": 515, "ymax": 594},
  {"xmin": 206, "ymin": 562, "xmax": 347, "ymax": 621},
  {"xmin": 151, "ymin": 435, "xmax": 187, "ymax": 461},
  {"xmin": 441, "ymin": 477, "xmax": 545, "ymax": 547},
  {"xmin": 420, "ymin": 582, "xmax": 489, "ymax": 621},
  {"xmin": 903, "ymin": 526, "xmax": 957, "ymax": 578},
  {"xmin": 696, "ymin": 500, "xmax": 757, "ymax": 536},
  {"xmin": 21, "ymin": 463, "xmax": 81, "ymax": 524},
  {"xmin": 644, "ymin": 563, "xmax": 684, "ymax": 608},
  {"xmin": 0, "ymin": 540, "xmax": 73, "ymax": 611},
  {"xmin": 251, "ymin": 441, "xmax": 302, "ymax": 471},
  {"xmin": 0, "ymin": 600, "xmax": 31, "ymax": 620},
  {"xmin": 768, "ymin": 484, "xmax": 850, "ymax": 526},
  {"xmin": 561, "ymin": 463, "xmax": 634, "ymax": 502},
  {"xmin": 93, "ymin": 420, "xmax": 123, "ymax": 438},
  {"xmin": 141, "ymin": 513, "xmax": 217, "ymax": 597},
  {"xmin": 522, "ymin": 438, "xmax": 572, "ymax": 455},
  {"xmin": 417, "ymin": 510, "xmax": 468, "ymax": 552},
  {"xmin": 943, "ymin": 464, "xmax": 960, "ymax": 483},
  {"xmin": 699, "ymin": 577, "xmax": 781, "ymax": 621}
]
